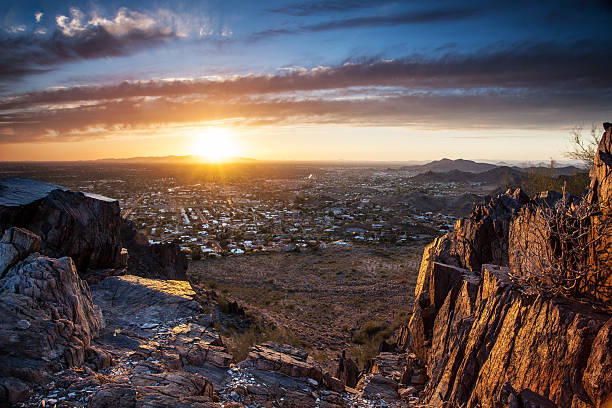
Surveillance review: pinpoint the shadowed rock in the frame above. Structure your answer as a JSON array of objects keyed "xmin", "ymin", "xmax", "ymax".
[
  {"xmin": 0, "ymin": 239, "xmax": 103, "ymax": 404},
  {"xmin": 121, "ymin": 219, "xmax": 188, "ymax": 280},
  {"xmin": 0, "ymin": 177, "xmax": 124, "ymax": 273}
]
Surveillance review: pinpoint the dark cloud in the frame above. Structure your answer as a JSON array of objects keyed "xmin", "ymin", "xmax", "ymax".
[
  {"xmin": 1, "ymin": 88, "xmax": 609, "ymax": 144},
  {"xmin": 2, "ymin": 39, "xmax": 611, "ymax": 110},
  {"xmin": 266, "ymin": 0, "xmax": 399, "ymax": 16},
  {"xmin": 2, "ymin": 39, "xmax": 611, "ymax": 143},
  {"xmin": 0, "ymin": 10, "xmax": 179, "ymax": 81},
  {"xmin": 251, "ymin": 6, "xmax": 480, "ymax": 40}
]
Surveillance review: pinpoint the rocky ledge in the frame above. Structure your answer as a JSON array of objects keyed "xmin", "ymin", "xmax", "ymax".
[{"xmin": 367, "ymin": 124, "xmax": 612, "ymax": 407}]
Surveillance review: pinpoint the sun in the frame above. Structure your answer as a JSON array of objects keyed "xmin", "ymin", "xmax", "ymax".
[{"xmin": 192, "ymin": 128, "xmax": 238, "ymax": 162}]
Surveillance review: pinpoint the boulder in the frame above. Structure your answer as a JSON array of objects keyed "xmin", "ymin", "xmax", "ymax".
[
  {"xmin": 356, "ymin": 373, "xmax": 399, "ymax": 401},
  {"xmin": 0, "ymin": 227, "xmax": 41, "ymax": 277},
  {"xmin": 0, "ymin": 178, "xmax": 125, "ymax": 272},
  {"xmin": 0, "ymin": 251, "xmax": 102, "ymax": 401},
  {"xmin": 241, "ymin": 342, "xmax": 323, "ymax": 383},
  {"xmin": 336, "ymin": 350, "xmax": 359, "ymax": 388}
]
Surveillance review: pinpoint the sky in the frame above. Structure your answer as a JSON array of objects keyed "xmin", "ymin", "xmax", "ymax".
[{"xmin": 1, "ymin": 0, "xmax": 611, "ymax": 161}]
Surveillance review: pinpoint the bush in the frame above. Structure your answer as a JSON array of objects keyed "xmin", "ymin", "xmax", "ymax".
[{"xmin": 510, "ymin": 194, "xmax": 611, "ymax": 300}]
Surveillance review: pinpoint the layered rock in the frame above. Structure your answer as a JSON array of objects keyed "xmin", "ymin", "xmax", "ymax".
[
  {"xmin": 121, "ymin": 219, "xmax": 188, "ymax": 280},
  {"xmin": 397, "ymin": 123, "xmax": 612, "ymax": 407},
  {"xmin": 0, "ymin": 229, "xmax": 103, "ymax": 404},
  {"xmin": 0, "ymin": 178, "xmax": 124, "ymax": 272}
]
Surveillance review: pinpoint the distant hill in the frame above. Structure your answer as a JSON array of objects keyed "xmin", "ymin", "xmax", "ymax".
[
  {"xmin": 411, "ymin": 166, "xmax": 522, "ymax": 184},
  {"xmin": 94, "ymin": 155, "xmax": 256, "ymax": 164},
  {"xmin": 410, "ymin": 165, "xmax": 585, "ymax": 186},
  {"xmin": 400, "ymin": 158, "xmax": 499, "ymax": 174},
  {"xmin": 522, "ymin": 165, "xmax": 583, "ymax": 176}
]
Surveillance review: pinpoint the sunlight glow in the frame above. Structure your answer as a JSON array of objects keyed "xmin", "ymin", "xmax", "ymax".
[{"xmin": 192, "ymin": 128, "xmax": 238, "ymax": 162}]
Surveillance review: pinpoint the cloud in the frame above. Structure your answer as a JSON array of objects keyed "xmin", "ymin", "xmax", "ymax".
[
  {"xmin": 252, "ymin": 6, "xmax": 480, "ymax": 40},
  {"xmin": 35, "ymin": 12, "xmax": 43, "ymax": 23},
  {"xmin": 0, "ymin": 7, "xmax": 181, "ymax": 81},
  {"xmin": 3, "ymin": 39, "xmax": 611, "ymax": 109},
  {"xmin": 1, "ymin": 39, "xmax": 611, "ymax": 143},
  {"xmin": 267, "ymin": 0, "xmax": 399, "ymax": 16}
]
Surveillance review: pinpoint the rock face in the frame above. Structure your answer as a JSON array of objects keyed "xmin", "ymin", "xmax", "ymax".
[
  {"xmin": 0, "ymin": 178, "xmax": 124, "ymax": 272},
  {"xmin": 586, "ymin": 122, "xmax": 612, "ymax": 305},
  {"xmin": 0, "ymin": 229, "xmax": 103, "ymax": 403},
  {"xmin": 121, "ymin": 219, "xmax": 188, "ymax": 280},
  {"xmin": 397, "ymin": 125, "xmax": 612, "ymax": 408}
]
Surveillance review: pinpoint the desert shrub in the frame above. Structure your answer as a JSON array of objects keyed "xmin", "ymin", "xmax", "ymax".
[
  {"xmin": 510, "ymin": 194, "xmax": 611, "ymax": 300},
  {"xmin": 351, "ymin": 320, "xmax": 385, "ymax": 344},
  {"xmin": 190, "ymin": 245, "xmax": 202, "ymax": 261},
  {"xmin": 227, "ymin": 321, "xmax": 306, "ymax": 362}
]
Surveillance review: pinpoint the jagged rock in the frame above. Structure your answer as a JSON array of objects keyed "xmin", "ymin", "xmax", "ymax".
[
  {"xmin": 370, "ymin": 352, "xmax": 409, "ymax": 384},
  {"xmin": 508, "ymin": 206, "xmax": 552, "ymax": 281},
  {"xmin": 90, "ymin": 275, "xmax": 201, "ymax": 336},
  {"xmin": 0, "ymin": 227, "xmax": 41, "ymax": 277},
  {"xmin": 0, "ymin": 251, "xmax": 102, "ymax": 400},
  {"xmin": 583, "ymin": 317, "xmax": 612, "ymax": 407},
  {"xmin": 411, "ymin": 264, "xmax": 611, "ymax": 407},
  {"xmin": 121, "ymin": 219, "xmax": 188, "ymax": 280},
  {"xmin": 356, "ymin": 373, "xmax": 399, "ymax": 401},
  {"xmin": 586, "ymin": 122, "xmax": 612, "ymax": 306},
  {"xmin": 336, "ymin": 350, "xmax": 359, "ymax": 388},
  {"xmin": 88, "ymin": 385, "xmax": 137, "ymax": 408},
  {"xmin": 323, "ymin": 372, "xmax": 345, "ymax": 393},
  {"xmin": 241, "ymin": 342, "xmax": 323, "ymax": 383},
  {"xmin": 85, "ymin": 346, "xmax": 113, "ymax": 370},
  {"xmin": 450, "ymin": 188, "xmax": 529, "ymax": 272},
  {"xmin": 0, "ymin": 178, "xmax": 125, "ymax": 272},
  {"xmin": 408, "ymin": 261, "xmax": 475, "ymax": 361},
  {"xmin": 169, "ymin": 323, "xmax": 233, "ymax": 368}
]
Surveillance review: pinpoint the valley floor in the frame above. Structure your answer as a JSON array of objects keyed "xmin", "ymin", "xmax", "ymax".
[{"xmin": 188, "ymin": 244, "xmax": 423, "ymax": 371}]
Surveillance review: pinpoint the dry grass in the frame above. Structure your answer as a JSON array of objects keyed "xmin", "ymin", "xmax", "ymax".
[{"xmin": 189, "ymin": 245, "xmax": 422, "ymax": 370}]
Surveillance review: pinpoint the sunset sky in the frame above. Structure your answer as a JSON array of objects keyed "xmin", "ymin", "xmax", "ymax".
[{"xmin": 1, "ymin": 0, "xmax": 611, "ymax": 161}]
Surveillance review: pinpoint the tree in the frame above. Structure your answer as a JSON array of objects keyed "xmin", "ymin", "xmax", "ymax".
[{"xmin": 567, "ymin": 124, "xmax": 600, "ymax": 169}]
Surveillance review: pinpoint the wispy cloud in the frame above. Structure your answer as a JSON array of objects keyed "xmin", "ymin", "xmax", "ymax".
[
  {"xmin": 267, "ymin": 0, "xmax": 399, "ymax": 16},
  {"xmin": 252, "ymin": 6, "xmax": 480, "ymax": 40},
  {"xmin": 1, "ymin": 39, "xmax": 611, "ymax": 143}
]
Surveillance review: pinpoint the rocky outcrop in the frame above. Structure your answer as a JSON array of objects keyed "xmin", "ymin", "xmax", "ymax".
[
  {"xmin": 449, "ymin": 188, "xmax": 529, "ymax": 272},
  {"xmin": 0, "ymin": 178, "xmax": 125, "ymax": 272},
  {"xmin": 396, "ymin": 124, "xmax": 612, "ymax": 408},
  {"xmin": 586, "ymin": 122, "xmax": 612, "ymax": 305},
  {"xmin": 394, "ymin": 259, "xmax": 612, "ymax": 407},
  {"xmin": 121, "ymin": 219, "xmax": 188, "ymax": 280},
  {"xmin": 0, "ymin": 229, "xmax": 103, "ymax": 404}
]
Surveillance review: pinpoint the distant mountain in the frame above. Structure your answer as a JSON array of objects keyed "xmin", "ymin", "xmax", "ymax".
[
  {"xmin": 410, "ymin": 165, "xmax": 586, "ymax": 185},
  {"xmin": 400, "ymin": 158, "xmax": 499, "ymax": 174},
  {"xmin": 410, "ymin": 166, "xmax": 521, "ymax": 184},
  {"xmin": 522, "ymin": 165, "xmax": 583, "ymax": 176},
  {"xmin": 95, "ymin": 155, "xmax": 256, "ymax": 164}
]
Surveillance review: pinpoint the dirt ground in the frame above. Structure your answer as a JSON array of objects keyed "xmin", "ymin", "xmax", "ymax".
[{"xmin": 188, "ymin": 243, "xmax": 423, "ymax": 369}]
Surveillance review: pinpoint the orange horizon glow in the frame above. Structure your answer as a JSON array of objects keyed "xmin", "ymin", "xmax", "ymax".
[{"xmin": 0, "ymin": 125, "xmax": 578, "ymax": 163}]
